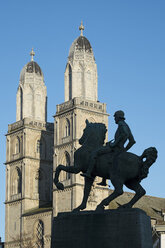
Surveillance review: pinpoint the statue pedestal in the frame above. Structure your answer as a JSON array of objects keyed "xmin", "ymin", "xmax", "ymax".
[{"xmin": 51, "ymin": 208, "xmax": 153, "ymax": 248}]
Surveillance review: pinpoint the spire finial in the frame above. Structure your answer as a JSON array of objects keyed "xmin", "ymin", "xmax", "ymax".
[
  {"xmin": 30, "ymin": 48, "xmax": 35, "ymax": 61},
  {"xmin": 79, "ymin": 21, "xmax": 84, "ymax": 36}
]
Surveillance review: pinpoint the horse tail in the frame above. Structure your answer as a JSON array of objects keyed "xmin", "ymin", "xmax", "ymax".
[{"xmin": 138, "ymin": 147, "xmax": 158, "ymax": 181}]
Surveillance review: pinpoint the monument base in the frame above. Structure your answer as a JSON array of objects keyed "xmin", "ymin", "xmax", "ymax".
[{"xmin": 51, "ymin": 208, "xmax": 153, "ymax": 248}]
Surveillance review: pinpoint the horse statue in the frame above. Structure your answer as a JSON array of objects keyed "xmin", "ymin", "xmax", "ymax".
[{"xmin": 54, "ymin": 120, "xmax": 157, "ymax": 212}]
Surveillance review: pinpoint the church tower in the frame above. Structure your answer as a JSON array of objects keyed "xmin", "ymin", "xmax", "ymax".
[
  {"xmin": 5, "ymin": 50, "xmax": 53, "ymax": 248},
  {"xmin": 16, "ymin": 48, "xmax": 47, "ymax": 122},
  {"xmin": 53, "ymin": 23, "xmax": 109, "ymax": 216},
  {"xmin": 65, "ymin": 22, "xmax": 98, "ymax": 101}
]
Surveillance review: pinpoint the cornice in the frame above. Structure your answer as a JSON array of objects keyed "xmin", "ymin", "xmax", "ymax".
[{"xmin": 5, "ymin": 156, "xmax": 53, "ymax": 165}]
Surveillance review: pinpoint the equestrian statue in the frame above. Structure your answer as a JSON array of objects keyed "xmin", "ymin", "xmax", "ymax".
[{"xmin": 54, "ymin": 110, "xmax": 157, "ymax": 212}]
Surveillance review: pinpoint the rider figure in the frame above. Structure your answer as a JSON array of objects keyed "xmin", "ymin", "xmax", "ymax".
[{"xmin": 81, "ymin": 110, "xmax": 136, "ymax": 185}]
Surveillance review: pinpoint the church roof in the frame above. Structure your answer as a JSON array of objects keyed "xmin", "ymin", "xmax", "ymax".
[
  {"xmin": 108, "ymin": 190, "xmax": 165, "ymax": 222},
  {"xmin": 26, "ymin": 61, "xmax": 42, "ymax": 75},
  {"xmin": 19, "ymin": 48, "xmax": 44, "ymax": 82},
  {"xmin": 69, "ymin": 36, "xmax": 93, "ymax": 58},
  {"xmin": 68, "ymin": 22, "xmax": 94, "ymax": 59}
]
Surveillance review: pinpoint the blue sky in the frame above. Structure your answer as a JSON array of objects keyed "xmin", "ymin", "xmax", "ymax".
[{"xmin": 0, "ymin": 0, "xmax": 164, "ymax": 241}]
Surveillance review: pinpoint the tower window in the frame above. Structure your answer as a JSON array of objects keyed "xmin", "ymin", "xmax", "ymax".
[
  {"xmin": 35, "ymin": 220, "xmax": 44, "ymax": 248},
  {"xmin": 69, "ymin": 64, "xmax": 72, "ymax": 100},
  {"xmin": 64, "ymin": 119, "xmax": 70, "ymax": 137},
  {"xmin": 37, "ymin": 140, "xmax": 42, "ymax": 154},
  {"xmin": 15, "ymin": 137, "xmax": 20, "ymax": 154},
  {"xmin": 11, "ymin": 167, "xmax": 22, "ymax": 195},
  {"xmin": 7, "ymin": 138, "xmax": 9, "ymax": 160}
]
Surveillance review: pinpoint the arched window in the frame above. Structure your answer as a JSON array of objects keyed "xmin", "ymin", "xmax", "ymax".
[
  {"xmin": 64, "ymin": 119, "xmax": 70, "ymax": 137},
  {"xmin": 20, "ymin": 87, "xmax": 23, "ymax": 120},
  {"xmin": 59, "ymin": 152, "xmax": 71, "ymax": 181},
  {"xmin": 7, "ymin": 138, "xmax": 10, "ymax": 160},
  {"xmin": 35, "ymin": 220, "xmax": 44, "ymax": 248},
  {"xmin": 69, "ymin": 64, "xmax": 72, "ymax": 100},
  {"xmin": 15, "ymin": 137, "xmax": 20, "ymax": 154},
  {"xmin": 17, "ymin": 168, "xmax": 22, "ymax": 194},
  {"xmin": 11, "ymin": 167, "xmax": 22, "ymax": 195}
]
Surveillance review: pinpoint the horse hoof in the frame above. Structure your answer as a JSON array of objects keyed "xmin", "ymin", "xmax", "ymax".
[
  {"xmin": 95, "ymin": 205, "xmax": 105, "ymax": 212},
  {"xmin": 118, "ymin": 204, "xmax": 132, "ymax": 209},
  {"xmin": 72, "ymin": 208, "xmax": 80, "ymax": 213},
  {"xmin": 56, "ymin": 182, "xmax": 64, "ymax": 190}
]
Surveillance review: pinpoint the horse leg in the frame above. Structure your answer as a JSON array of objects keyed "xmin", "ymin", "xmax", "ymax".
[
  {"xmin": 54, "ymin": 164, "xmax": 81, "ymax": 190},
  {"xmin": 72, "ymin": 177, "xmax": 95, "ymax": 212},
  {"xmin": 121, "ymin": 181, "xmax": 146, "ymax": 208},
  {"xmin": 96, "ymin": 177, "xmax": 123, "ymax": 211}
]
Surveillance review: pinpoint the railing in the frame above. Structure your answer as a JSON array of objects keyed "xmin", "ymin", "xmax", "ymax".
[
  {"xmin": 56, "ymin": 97, "xmax": 107, "ymax": 114},
  {"xmin": 8, "ymin": 118, "xmax": 54, "ymax": 133}
]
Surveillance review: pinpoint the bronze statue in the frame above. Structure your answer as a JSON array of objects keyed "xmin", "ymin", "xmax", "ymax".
[
  {"xmin": 54, "ymin": 111, "xmax": 157, "ymax": 212},
  {"xmin": 81, "ymin": 110, "xmax": 136, "ymax": 185}
]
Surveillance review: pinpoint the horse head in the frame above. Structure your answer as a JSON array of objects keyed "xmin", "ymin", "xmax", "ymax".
[{"xmin": 79, "ymin": 120, "xmax": 107, "ymax": 146}]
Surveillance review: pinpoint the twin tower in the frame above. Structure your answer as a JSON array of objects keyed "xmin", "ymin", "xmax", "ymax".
[{"xmin": 5, "ymin": 24, "xmax": 109, "ymax": 247}]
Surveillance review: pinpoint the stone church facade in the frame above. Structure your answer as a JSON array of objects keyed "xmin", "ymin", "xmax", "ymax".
[{"xmin": 5, "ymin": 24, "xmax": 110, "ymax": 247}]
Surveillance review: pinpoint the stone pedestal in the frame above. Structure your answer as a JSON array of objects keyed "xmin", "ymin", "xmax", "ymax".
[{"xmin": 51, "ymin": 208, "xmax": 153, "ymax": 248}]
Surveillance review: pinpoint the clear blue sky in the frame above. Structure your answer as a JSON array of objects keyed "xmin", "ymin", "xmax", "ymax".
[{"xmin": 0, "ymin": 0, "xmax": 164, "ymax": 241}]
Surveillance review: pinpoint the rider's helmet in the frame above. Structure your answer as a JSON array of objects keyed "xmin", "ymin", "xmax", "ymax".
[{"xmin": 114, "ymin": 110, "xmax": 125, "ymax": 120}]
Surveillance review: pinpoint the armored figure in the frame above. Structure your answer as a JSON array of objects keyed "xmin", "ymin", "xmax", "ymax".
[{"xmin": 81, "ymin": 110, "xmax": 136, "ymax": 184}]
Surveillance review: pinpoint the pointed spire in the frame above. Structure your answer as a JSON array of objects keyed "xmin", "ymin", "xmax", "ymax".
[
  {"xmin": 30, "ymin": 48, "xmax": 35, "ymax": 61},
  {"xmin": 79, "ymin": 21, "xmax": 84, "ymax": 36}
]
